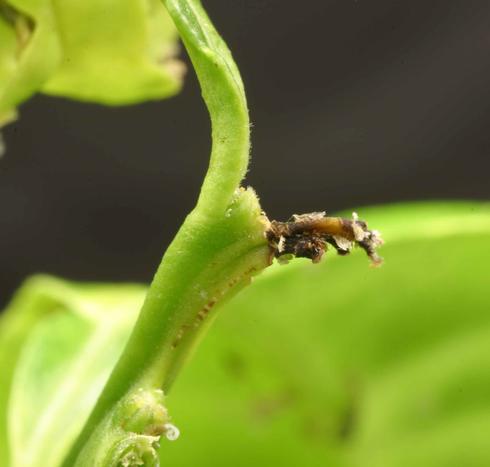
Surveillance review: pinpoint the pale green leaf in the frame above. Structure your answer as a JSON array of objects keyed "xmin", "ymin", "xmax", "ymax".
[
  {"xmin": 0, "ymin": 276, "xmax": 145, "ymax": 466},
  {"xmin": 41, "ymin": 0, "xmax": 183, "ymax": 104},
  {"xmin": 0, "ymin": 0, "xmax": 183, "ymax": 125},
  {"xmin": 162, "ymin": 202, "xmax": 490, "ymax": 467}
]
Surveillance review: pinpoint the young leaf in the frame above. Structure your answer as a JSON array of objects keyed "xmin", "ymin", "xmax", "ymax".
[
  {"xmin": 0, "ymin": 0, "xmax": 183, "ymax": 126},
  {"xmin": 0, "ymin": 276, "xmax": 145, "ymax": 466},
  {"xmin": 0, "ymin": 0, "xmax": 60, "ymax": 125},
  {"xmin": 41, "ymin": 0, "xmax": 184, "ymax": 104}
]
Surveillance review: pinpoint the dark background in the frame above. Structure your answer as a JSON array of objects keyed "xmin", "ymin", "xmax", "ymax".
[{"xmin": 1, "ymin": 1, "xmax": 489, "ymax": 308}]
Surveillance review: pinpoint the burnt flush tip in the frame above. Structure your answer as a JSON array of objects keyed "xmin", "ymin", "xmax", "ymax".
[{"xmin": 266, "ymin": 211, "xmax": 383, "ymax": 266}]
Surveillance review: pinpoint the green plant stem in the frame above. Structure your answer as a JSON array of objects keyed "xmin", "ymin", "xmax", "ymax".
[{"xmin": 63, "ymin": 1, "xmax": 270, "ymax": 465}]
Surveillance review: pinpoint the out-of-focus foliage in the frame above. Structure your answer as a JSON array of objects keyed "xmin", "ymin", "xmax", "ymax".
[
  {"xmin": 0, "ymin": 0, "xmax": 183, "ymax": 126},
  {"xmin": 163, "ymin": 202, "xmax": 490, "ymax": 467},
  {"xmin": 1, "ymin": 202, "xmax": 489, "ymax": 466},
  {"xmin": 0, "ymin": 277, "xmax": 145, "ymax": 466}
]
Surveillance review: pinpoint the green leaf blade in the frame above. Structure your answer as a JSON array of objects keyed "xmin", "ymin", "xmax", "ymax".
[
  {"xmin": 0, "ymin": 277, "xmax": 146, "ymax": 467},
  {"xmin": 160, "ymin": 202, "xmax": 490, "ymax": 467},
  {"xmin": 42, "ymin": 0, "xmax": 184, "ymax": 105},
  {"xmin": 0, "ymin": 0, "xmax": 183, "ymax": 125}
]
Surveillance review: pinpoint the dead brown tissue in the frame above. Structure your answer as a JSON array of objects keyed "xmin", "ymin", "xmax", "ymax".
[{"xmin": 266, "ymin": 211, "xmax": 383, "ymax": 265}]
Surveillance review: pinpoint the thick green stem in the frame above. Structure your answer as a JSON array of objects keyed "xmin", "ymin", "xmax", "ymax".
[{"xmin": 63, "ymin": 1, "xmax": 270, "ymax": 465}]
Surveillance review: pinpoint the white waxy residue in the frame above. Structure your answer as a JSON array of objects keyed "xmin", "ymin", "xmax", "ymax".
[{"xmin": 163, "ymin": 423, "xmax": 180, "ymax": 441}]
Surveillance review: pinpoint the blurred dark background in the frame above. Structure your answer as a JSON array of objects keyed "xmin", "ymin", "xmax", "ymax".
[{"xmin": 1, "ymin": 0, "xmax": 489, "ymax": 308}]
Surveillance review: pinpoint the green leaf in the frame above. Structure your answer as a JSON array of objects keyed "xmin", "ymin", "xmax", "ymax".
[
  {"xmin": 41, "ymin": 0, "xmax": 183, "ymax": 104},
  {"xmin": 0, "ymin": 0, "xmax": 61, "ymax": 125},
  {"xmin": 0, "ymin": 0, "xmax": 183, "ymax": 125},
  {"xmin": 160, "ymin": 202, "xmax": 490, "ymax": 467},
  {"xmin": 0, "ymin": 276, "xmax": 145, "ymax": 466}
]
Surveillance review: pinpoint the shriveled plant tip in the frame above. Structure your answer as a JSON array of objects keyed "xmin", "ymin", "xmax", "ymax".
[{"xmin": 266, "ymin": 211, "xmax": 383, "ymax": 265}]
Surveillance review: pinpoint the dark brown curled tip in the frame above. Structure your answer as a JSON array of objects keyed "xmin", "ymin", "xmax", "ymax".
[{"xmin": 266, "ymin": 211, "xmax": 383, "ymax": 265}]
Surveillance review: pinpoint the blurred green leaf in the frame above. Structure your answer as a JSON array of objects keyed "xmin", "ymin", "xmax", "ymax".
[
  {"xmin": 0, "ymin": 0, "xmax": 183, "ymax": 125},
  {"xmin": 162, "ymin": 202, "xmax": 490, "ymax": 467},
  {"xmin": 41, "ymin": 0, "xmax": 183, "ymax": 104},
  {"xmin": 1, "ymin": 202, "xmax": 489, "ymax": 467},
  {"xmin": 0, "ymin": 0, "xmax": 61, "ymax": 125},
  {"xmin": 0, "ymin": 276, "xmax": 145, "ymax": 466}
]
